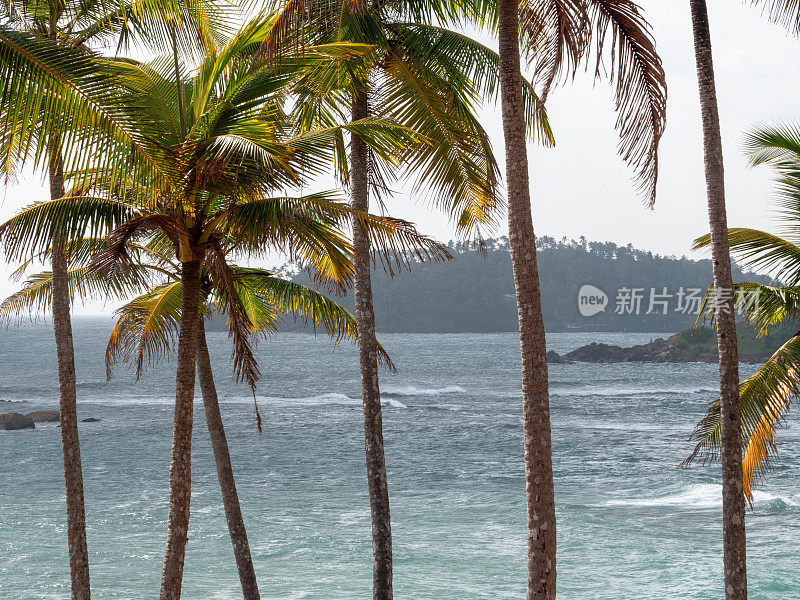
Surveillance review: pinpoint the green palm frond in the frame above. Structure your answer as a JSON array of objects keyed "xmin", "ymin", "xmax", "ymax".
[
  {"xmin": 228, "ymin": 267, "xmax": 395, "ymax": 370},
  {"xmin": 0, "ymin": 195, "xmax": 141, "ymax": 260},
  {"xmin": 694, "ymin": 228, "xmax": 800, "ymax": 285},
  {"xmin": 0, "ymin": 262, "xmax": 150, "ymax": 321},
  {"xmin": 684, "ymin": 332, "xmax": 800, "ymax": 501},
  {"xmin": 106, "ymin": 280, "xmax": 186, "ymax": 379},
  {"xmin": 390, "ymin": 22, "xmax": 553, "ymax": 144},
  {"xmin": 225, "ymin": 192, "xmax": 451, "ymax": 282},
  {"xmin": 743, "ymin": 123, "xmax": 800, "ymax": 242},
  {"xmin": 0, "ymin": 27, "xmax": 177, "ymax": 194},
  {"xmin": 379, "ymin": 49, "xmax": 501, "ymax": 235},
  {"xmin": 694, "ymin": 282, "xmax": 800, "ymax": 336}
]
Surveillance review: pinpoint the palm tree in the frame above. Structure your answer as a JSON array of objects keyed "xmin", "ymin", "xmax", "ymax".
[
  {"xmin": 494, "ymin": 2, "xmax": 666, "ymax": 597},
  {"xmin": 687, "ymin": 1, "xmax": 748, "ymax": 596},
  {"xmin": 2, "ymin": 231, "xmax": 395, "ymax": 600},
  {"xmin": 262, "ymin": 6, "xmax": 551, "ymax": 596},
  {"xmin": 1, "ymin": 18, "xmax": 444, "ymax": 597},
  {"xmin": 685, "ymin": 122, "xmax": 800, "ymax": 501},
  {"xmin": 0, "ymin": 2, "xmax": 231, "ymax": 595},
  {"xmin": 686, "ymin": 4, "xmax": 800, "ymax": 598}
]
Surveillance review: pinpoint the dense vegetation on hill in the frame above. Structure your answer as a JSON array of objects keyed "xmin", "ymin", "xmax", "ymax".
[
  {"xmin": 275, "ymin": 237, "xmax": 772, "ymax": 333},
  {"xmin": 673, "ymin": 322, "xmax": 797, "ymax": 358}
]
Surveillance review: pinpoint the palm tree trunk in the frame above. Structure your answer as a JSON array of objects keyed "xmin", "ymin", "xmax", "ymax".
[
  {"xmin": 689, "ymin": 2, "xmax": 747, "ymax": 598},
  {"xmin": 497, "ymin": 2, "xmax": 556, "ymax": 599},
  {"xmin": 49, "ymin": 153, "xmax": 91, "ymax": 600},
  {"xmin": 350, "ymin": 89, "xmax": 393, "ymax": 600},
  {"xmin": 159, "ymin": 259, "xmax": 202, "ymax": 600},
  {"xmin": 195, "ymin": 319, "xmax": 260, "ymax": 600}
]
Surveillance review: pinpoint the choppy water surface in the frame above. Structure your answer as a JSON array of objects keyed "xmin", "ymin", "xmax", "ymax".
[{"xmin": 1, "ymin": 320, "xmax": 798, "ymax": 599}]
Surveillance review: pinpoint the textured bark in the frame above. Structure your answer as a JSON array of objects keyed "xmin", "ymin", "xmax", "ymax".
[
  {"xmin": 196, "ymin": 319, "xmax": 260, "ymax": 600},
  {"xmin": 689, "ymin": 2, "xmax": 747, "ymax": 598},
  {"xmin": 497, "ymin": 2, "xmax": 557, "ymax": 598},
  {"xmin": 159, "ymin": 259, "xmax": 202, "ymax": 600},
  {"xmin": 350, "ymin": 90, "xmax": 393, "ymax": 600},
  {"xmin": 49, "ymin": 155, "xmax": 91, "ymax": 600}
]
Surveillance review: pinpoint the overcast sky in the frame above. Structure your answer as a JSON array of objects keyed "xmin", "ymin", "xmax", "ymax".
[{"xmin": 1, "ymin": 0, "xmax": 798, "ymax": 313}]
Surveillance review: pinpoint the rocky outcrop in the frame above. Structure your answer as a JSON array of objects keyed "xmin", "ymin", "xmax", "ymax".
[
  {"xmin": 0, "ymin": 412, "xmax": 35, "ymax": 430},
  {"xmin": 563, "ymin": 335, "xmax": 702, "ymax": 363},
  {"xmin": 546, "ymin": 350, "xmax": 573, "ymax": 364},
  {"xmin": 26, "ymin": 410, "xmax": 60, "ymax": 423},
  {"xmin": 555, "ymin": 333, "xmax": 771, "ymax": 363},
  {"xmin": 81, "ymin": 418, "xmax": 100, "ymax": 423}
]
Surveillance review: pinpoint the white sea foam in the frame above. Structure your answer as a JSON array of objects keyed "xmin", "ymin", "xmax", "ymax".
[
  {"xmin": 383, "ymin": 398, "xmax": 408, "ymax": 408},
  {"xmin": 605, "ymin": 483, "xmax": 794, "ymax": 508},
  {"xmin": 551, "ymin": 387, "xmax": 717, "ymax": 398},
  {"xmin": 382, "ymin": 385, "xmax": 465, "ymax": 397},
  {"xmin": 258, "ymin": 393, "xmax": 407, "ymax": 408}
]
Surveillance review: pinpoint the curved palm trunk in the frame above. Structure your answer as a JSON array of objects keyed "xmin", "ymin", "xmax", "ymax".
[
  {"xmin": 689, "ymin": 2, "xmax": 747, "ymax": 598},
  {"xmin": 350, "ymin": 90, "xmax": 393, "ymax": 600},
  {"xmin": 159, "ymin": 259, "xmax": 202, "ymax": 600},
  {"xmin": 497, "ymin": 2, "xmax": 556, "ymax": 599},
  {"xmin": 196, "ymin": 319, "xmax": 260, "ymax": 600},
  {"xmin": 49, "ymin": 155, "xmax": 91, "ymax": 600}
]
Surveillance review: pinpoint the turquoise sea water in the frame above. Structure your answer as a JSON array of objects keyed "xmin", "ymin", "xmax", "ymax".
[{"xmin": 1, "ymin": 318, "xmax": 799, "ymax": 599}]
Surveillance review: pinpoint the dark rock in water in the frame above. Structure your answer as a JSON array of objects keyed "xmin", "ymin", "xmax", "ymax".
[
  {"xmin": 81, "ymin": 418, "xmax": 101, "ymax": 423},
  {"xmin": 26, "ymin": 410, "xmax": 60, "ymax": 423},
  {"xmin": 546, "ymin": 350, "xmax": 572, "ymax": 364},
  {"xmin": 0, "ymin": 412, "xmax": 35, "ymax": 430},
  {"xmin": 563, "ymin": 334, "xmax": 714, "ymax": 363}
]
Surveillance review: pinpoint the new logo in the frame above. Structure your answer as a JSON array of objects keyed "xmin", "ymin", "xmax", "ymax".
[{"xmin": 578, "ymin": 285, "xmax": 608, "ymax": 317}]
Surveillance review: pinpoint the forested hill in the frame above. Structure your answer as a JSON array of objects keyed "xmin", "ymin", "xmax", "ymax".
[{"xmin": 281, "ymin": 236, "xmax": 769, "ymax": 333}]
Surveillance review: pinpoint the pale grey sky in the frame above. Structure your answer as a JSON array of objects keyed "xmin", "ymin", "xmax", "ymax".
[{"xmin": 1, "ymin": 0, "xmax": 798, "ymax": 313}]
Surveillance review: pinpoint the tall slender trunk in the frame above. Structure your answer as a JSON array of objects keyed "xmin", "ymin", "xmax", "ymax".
[
  {"xmin": 49, "ymin": 153, "xmax": 91, "ymax": 600},
  {"xmin": 689, "ymin": 2, "xmax": 747, "ymax": 598},
  {"xmin": 350, "ymin": 89, "xmax": 393, "ymax": 600},
  {"xmin": 196, "ymin": 319, "xmax": 260, "ymax": 600},
  {"xmin": 497, "ymin": 2, "xmax": 556, "ymax": 599},
  {"xmin": 159, "ymin": 259, "xmax": 202, "ymax": 600}
]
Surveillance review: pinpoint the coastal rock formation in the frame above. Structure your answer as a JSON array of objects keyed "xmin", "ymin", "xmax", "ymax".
[
  {"xmin": 26, "ymin": 410, "xmax": 60, "ymax": 423},
  {"xmin": 81, "ymin": 418, "xmax": 101, "ymax": 423},
  {"xmin": 546, "ymin": 332, "xmax": 771, "ymax": 363},
  {"xmin": 563, "ymin": 336, "xmax": 701, "ymax": 363},
  {"xmin": 546, "ymin": 350, "xmax": 573, "ymax": 364},
  {"xmin": 0, "ymin": 412, "xmax": 35, "ymax": 430}
]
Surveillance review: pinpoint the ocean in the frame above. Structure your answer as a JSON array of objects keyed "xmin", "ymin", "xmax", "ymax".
[{"xmin": 1, "ymin": 318, "xmax": 798, "ymax": 599}]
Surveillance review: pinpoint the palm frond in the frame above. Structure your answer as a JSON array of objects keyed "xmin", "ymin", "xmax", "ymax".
[
  {"xmin": 0, "ymin": 28, "xmax": 176, "ymax": 194},
  {"xmin": 585, "ymin": 0, "xmax": 667, "ymax": 206},
  {"xmin": 743, "ymin": 123, "xmax": 800, "ymax": 242},
  {"xmin": 205, "ymin": 242, "xmax": 260, "ymax": 392},
  {"xmin": 228, "ymin": 267, "xmax": 395, "ymax": 369},
  {"xmin": 684, "ymin": 332, "xmax": 800, "ymax": 501},
  {"xmin": 0, "ymin": 195, "xmax": 140, "ymax": 260},
  {"xmin": 106, "ymin": 280, "xmax": 185, "ymax": 379},
  {"xmin": 751, "ymin": 0, "xmax": 800, "ymax": 35},
  {"xmin": 694, "ymin": 227, "xmax": 800, "ymax": 285},
  {"xmin": 0, "ymin": 262, "xmax": 149, "ymax": 321},
  {"xmin": 520, "ymin": 0, "xmax": 588, "ymax": 100},
  {"xmin": 379, "ymin": 50, "xmax": 502, "ymax": 236}
]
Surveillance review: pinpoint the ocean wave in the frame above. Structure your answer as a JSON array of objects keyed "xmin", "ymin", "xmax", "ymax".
[
  {"xmin": 605, "ymin": 483, "xmax": 795, "ymax": 509},
  {"xmin": 78, "ymin": 392, "xmax": 407, "ymax": 408},
  {"xmin": 381, "ymin": 385, "xmax": 465, "ymax": 397},
  {"xmin": 551, "ymin": 387, "xmax": 717, "ymax": 398},
  {"xmin": 256, "ymin": 393, "xmax": 407, "ymax": 408}
]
